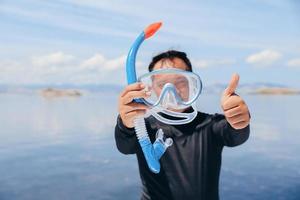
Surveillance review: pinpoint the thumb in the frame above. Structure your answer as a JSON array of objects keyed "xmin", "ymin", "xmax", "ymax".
[{"xmin": 224, "ymin": 73, "xmax": 240, "ymax": 96}]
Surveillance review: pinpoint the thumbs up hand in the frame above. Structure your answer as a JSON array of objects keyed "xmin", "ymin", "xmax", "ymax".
[{"xmin": 221, "ymin": 73, "xmax": 250, "ymax": 130}]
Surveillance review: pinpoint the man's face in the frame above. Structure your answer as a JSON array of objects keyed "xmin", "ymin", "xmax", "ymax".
[{"xmin": 151, "ymin": 58, "xmax": 190, "ymax": 112}]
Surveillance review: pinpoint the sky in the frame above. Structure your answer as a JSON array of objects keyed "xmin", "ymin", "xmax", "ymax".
[{"xmin": 0, "ymin": 0, "xmax": 300, "ymax": 87}]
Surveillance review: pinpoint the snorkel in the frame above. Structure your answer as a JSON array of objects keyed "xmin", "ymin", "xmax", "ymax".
[{"xmin": 126, "ymin": 22, "xmax": 173, "ymax": 173}]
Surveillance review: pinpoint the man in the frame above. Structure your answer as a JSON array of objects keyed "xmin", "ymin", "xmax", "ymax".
[{"xmin": 115, "ymin": 50, "xmax": 251, "ymax": 200}]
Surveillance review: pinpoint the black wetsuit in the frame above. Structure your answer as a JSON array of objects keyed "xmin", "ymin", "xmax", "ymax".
[{"xmin": 114, "ymin": 109, "xmax": 250, "ymax": 200}]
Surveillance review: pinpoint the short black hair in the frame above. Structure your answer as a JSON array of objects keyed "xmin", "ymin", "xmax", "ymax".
[{"xmin": 148, "ymin": 50, "xmax": 193, "ymax": 72}]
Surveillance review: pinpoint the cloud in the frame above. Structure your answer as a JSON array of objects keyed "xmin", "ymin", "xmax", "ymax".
[
  {"xmin": 31, "ymin": 52, "xmax": 74, "ymax": 66},
  {"xmin": 81, "ymin": 54, "xmax": 106, "ymax": 69},
  {"xmin": 287, "ymin": 58, "xmax": 300, "ymax": 68},
  {"xmin": 81, "ymin": 54, "xmax": 126, "ymax": 71},
  {"xmin": 0, "ymin": 3, "xmax": 137, "ymax": 40},
  {"xmin": 246, "ymin": 49, "xmax": 282, "ymax": 66},
  {"xmin": 192, "ymin": 58, "xmax": 236, "ymax": 68},
  {"xmin": 0, "ymin": 52, "xmax": 130, "ymax": 85},
  {"xmin": 104, "ymin": 55, "xmax": 126, "ymax": 70}
]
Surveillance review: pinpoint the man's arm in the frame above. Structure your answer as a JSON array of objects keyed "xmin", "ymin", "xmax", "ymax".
[
  {"xmin": 115, "ymin": 82, "xmax": 149, "ymax": 154},
  {"xmin": 212, "ymin": 73, "xmax": 251, "ymax": 146},
  {"xmin": 114, "ymin": 115, "xmax": 138, "ymax": 154},
  {"xmin": 211, "ymin": 113, "xmax": 250, "ymax": 147}
]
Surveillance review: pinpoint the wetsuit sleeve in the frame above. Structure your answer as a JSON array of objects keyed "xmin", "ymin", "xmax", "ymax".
[
  {"xmin": 114, "ymin": 115, "xmax": 138, "ymax": 154},
  {"xmin": 211, "ymin": 113, "xmax": 250, "ymax": 147}
]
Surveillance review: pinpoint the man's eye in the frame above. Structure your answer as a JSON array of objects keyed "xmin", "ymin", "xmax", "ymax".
[
  {"xmin": 176, "ymin": 80, "xmax": 188, "ymax": 87},
  {"xmin": 157, "ymin": 82, "xmax": 165, "ymax": 88}
]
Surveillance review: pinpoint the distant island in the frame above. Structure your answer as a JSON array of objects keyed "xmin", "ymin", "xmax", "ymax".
[
  {"xmin": 202, "ymin": 83, "xmax": 300, "ymax": 96},
  {"xmin": 39, "ymin": 88, "xmax": 82, "ymax": 98},
  {"xmin": 0, "ymin": 83, "xmax": 299, "ymax": 96},
  {"xmin": 249, "ymin": 88, "xmax": 300, "ymax": 95}
]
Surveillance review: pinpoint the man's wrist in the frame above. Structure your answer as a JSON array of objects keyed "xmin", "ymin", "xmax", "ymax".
[{"xmin": 117, "ymin": 115, "xmax": 135, "ymax": 136}]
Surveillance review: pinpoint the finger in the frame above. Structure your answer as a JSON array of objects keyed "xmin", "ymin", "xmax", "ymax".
[
  {"xmin": 122, "ymin": 90, "xmax": 151, "ymax": 104},
  {"xmin": 222, "ymin": 95, "xmax": 243, "ymax": 111},
  {"xmin": 231, "ymin": 121, "xmax": 249, "ymax": 130},
  {"xmin": 224, "ymin": 105, "xmax": 243, "ymax": 118},
  {"xmin": 227, "ymin": 113, "xmax": 249, "ymax": 124},
  {"xmin": 223, "ymin": 73, "xmax": 239, "ymax": 96},
  {"xmin": 120, "ymin": 82, "xmax": 145, "ymax": 97},
  {"xmin": 125, "ymin": 110, "xmax": 146, "ymax": 118},
  {"xmin": 123, "ymin": 103, "xmax": 149, "ymax": 114}
]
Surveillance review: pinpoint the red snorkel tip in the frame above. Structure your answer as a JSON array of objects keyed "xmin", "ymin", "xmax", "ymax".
[{"xmin": 144, "ymin": 22, "xmax": 162, "ymax": 39}]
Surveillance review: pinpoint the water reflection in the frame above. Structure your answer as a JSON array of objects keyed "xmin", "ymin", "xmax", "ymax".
[{"xmin": 0, "ymin": 93, "xmax": 299, "ymax": 199}]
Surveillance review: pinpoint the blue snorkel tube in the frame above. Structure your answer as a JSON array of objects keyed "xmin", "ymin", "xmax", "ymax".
[{"xmin": 126, "ymin": 22, "xmax": 173, "ymax": 173}]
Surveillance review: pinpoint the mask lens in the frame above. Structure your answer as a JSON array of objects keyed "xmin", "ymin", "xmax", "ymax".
[{"xmin": 139, "ymin": 69, "xmax": 201, "ymax": 106}]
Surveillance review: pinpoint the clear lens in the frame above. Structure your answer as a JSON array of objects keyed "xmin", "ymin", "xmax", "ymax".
[{"xmin": 139, "ymin": 69, "xmax": 201, "ymax": 106}]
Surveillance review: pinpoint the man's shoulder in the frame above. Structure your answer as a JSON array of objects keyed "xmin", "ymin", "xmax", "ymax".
[
  {"xmin": 196, "ymin": 111, "xmax": 225, "ymax": 127},
  {"xmin": 198, "ymin": 111, "xmax": 224, "ymax": 117}
]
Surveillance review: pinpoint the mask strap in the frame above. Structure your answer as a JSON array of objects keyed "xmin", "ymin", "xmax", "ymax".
[{"xmin": 148, "ymin": 103, "xmax": 198, "ymax": 125}]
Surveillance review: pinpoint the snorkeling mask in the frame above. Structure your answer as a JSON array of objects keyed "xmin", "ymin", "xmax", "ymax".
[
  {"xmin": 125, "ymin": 22, "xmax": 202, "ymax": 173},
  {"xmin": 139, "ymin": 68, "xmax": 202, "ymax": 124}
]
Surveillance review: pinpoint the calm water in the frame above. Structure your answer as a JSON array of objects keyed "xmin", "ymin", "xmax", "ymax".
[{"xmin": 0, "ymin": 92, "xmax": 299, "ymax": 200}]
